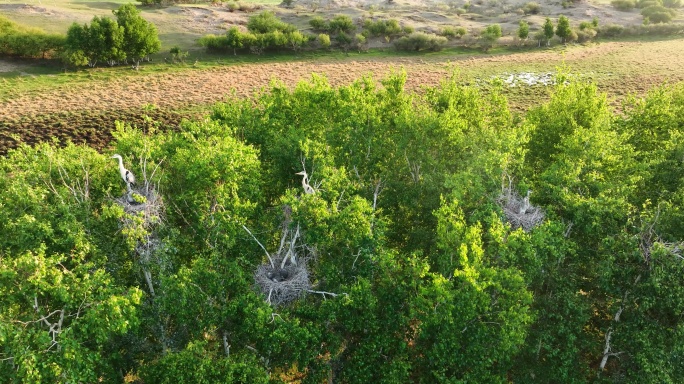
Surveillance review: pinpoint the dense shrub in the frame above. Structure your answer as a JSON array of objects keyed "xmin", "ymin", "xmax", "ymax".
[
  {"xmin": 440, "ymin": 26, "xmax": 458, "ymax": 38},
  {"xmin": 200, "ymin": 11, "xmax": 307, "ymax": 54},
  {"xmin": 598, "ymin": 23, "xmax": 625, "ymax": 36},
  {"xmin": 642, "ymin": 4, "xmax": 677, "ymax": 22},
  {"xmin": 354, "ymin": 33, "xmax": 367, "ymax": 51},
  {"xmin": 612, "ymin": 0, "xmax": 637, "ymax": 10},
  {"xmin": 309, "ymin": 16, "xmax": 327, "ymax": 31},
  {"xmin": 522, "ymin": 1, "xmax": 541, "ymax": 14},
  {"xmin": 363, "ymin": 18, "xmax": 402, "ymax": 37},
  {"xmin": 440, "ymin": 26, "xmax": 466, "ymax": 38},
  {"xmin": 636, "ymin": 0, "xmax": 663, "ymax": 7},
  {"xmin": 247, "ymin": 11, "xmax": 296, "ymax": 34},
  {"xmin": 0, "ymin": 15, "xmax": 65, "ymax": 59},
  {"xmin": 198, "ymin": 34, "xmax": 229, "ymax": 51},
  {"xmin": 662, "ymin": 0, "xmax": 681, "ymax": 7},
  {"xmin": 579, "ymin": 21, "xmax": 593, "ymax": 30},
  {"xmin": 394, "ymin": 32, "xmax": 447, "ymax": 51},
  {"xmin": 480, "ymin": 23, "xmax": 502, "ymax": 51},
  {"xmin": 631, "ymin": 22, "xmax": 684, "ymax": 34},
  {"xmin": 576, "ymin": 28, "xmax": 597, "ymax": 42},
  {"xmin": 318, "ymin": 33, "xmax": 331, "ymax": 48},
  {"xmin": 328, "ymin": 15, "xmax": 355, "ymax": 34}
]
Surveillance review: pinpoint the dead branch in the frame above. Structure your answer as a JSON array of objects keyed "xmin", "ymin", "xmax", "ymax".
[
  {"xmin": 306, "ymin": 290, "xmax": 348, "ymax": 300},
  {"xmin": 372, "ymin": 178, "xmax": 383, "ymax": 211},
  {"xmin": 223, "ymin": 331, "xmax": 230, "ymax": 357},
  {"xmin": 598, "ymin": 274, "xmax": 641, "ymax": 374},
  {"xmin": 242, "ymin": 224, "xmax": 274, "ymax": 269}
]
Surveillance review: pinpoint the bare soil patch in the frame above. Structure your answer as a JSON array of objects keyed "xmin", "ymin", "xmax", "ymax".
[{"xmin": 2, "ymin": 38, "xmax": 684, "ymax": 154}]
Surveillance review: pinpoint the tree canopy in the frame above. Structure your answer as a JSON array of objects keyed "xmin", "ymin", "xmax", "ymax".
[{"xmin": 2, "ymin": 72, "xmax": 684, "ymax": 383}]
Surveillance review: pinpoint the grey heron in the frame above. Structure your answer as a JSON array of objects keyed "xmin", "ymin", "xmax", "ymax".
[
  {"xmin": 295, "ymin": 171, "xmax": 315, "ymax": 195},
  {"xmin": 111, "ymin": 154, "xmax": 136, "ymax": 188}
]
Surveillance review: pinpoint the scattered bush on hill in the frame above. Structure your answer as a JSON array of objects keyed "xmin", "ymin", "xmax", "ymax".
[
  {"xmin": 328, "ymin": 14, "xmax": 355, "ymax": 34},
  {"xmin": 440, "ymin": 26, "xmax": 466, "ymax": 39},
  {"xmin": 641, "ymin": 4, "xmax": 677, "ymax": 23},
  {"xmin": 598, "ymin": 23, "xmax": 626, "ymax": 36},
  {"xmin": 612, "ymin": 0, "xmax": 637, "ymax": 11},
  {"xmin": 394, "ymin": 31, "xmax": 447, "ymax": 51},
  {"xmin": 522, "ymin": 1, "xmax": 541, "ymax": 14},
  {"xmin": 480, "ymin": 23, "xmax": 502, "ymax": 51},
  {"xmin": 362, "ymin": 18, "xmax": 403, "ymax": 37}
]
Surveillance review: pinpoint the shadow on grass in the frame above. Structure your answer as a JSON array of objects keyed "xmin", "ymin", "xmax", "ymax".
[{"xmin": 71, "ymin": 0, "xmax": 131, "ymax": 10}]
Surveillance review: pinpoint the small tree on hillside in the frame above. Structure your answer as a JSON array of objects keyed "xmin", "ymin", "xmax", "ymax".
[
  {"xmin": 225, "ymin": 27, "xmax": 244, "ymax": 55},
  {"xmin": 328, "ymin": 14, "xmax": 355, "ymax": 34},
  {"xmin": 480, "ymin": 24, "xmax": 502, "ymax": 52},
  {"xmin": 318, "ymin": 33, "xmax": 331, "ymax": 49},
  {"xmin": 113, "ymin": 4, "xmax": 161, "ymax": 68},
  {"xmin": 518, "ymin": 20, "xmax": 529, "ymax": 45},
  {"xmin": 542, "ymin": 17, "xmax": 555, "ymax": 46},
  {"xmin": 556, "ymin": 15, "xmax": 572, "ymax": 43}
]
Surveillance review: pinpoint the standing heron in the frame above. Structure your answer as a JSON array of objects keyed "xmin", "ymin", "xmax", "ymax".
[
  {"xmin": 111, "ymin": 154, "xmax": 136, "ymax": 189},
  {"xmin": 295, "ymin": 171, "xmax": 315, "ymax": 195}
]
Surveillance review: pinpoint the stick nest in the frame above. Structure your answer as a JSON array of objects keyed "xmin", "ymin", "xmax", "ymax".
[
  {"xmin": 255, "ymin": 257, "xmax": 311, "ymax": 307},
  {"xmin": 115, "ymin": 183, "xmax": 163, "ymax": 230},
  {"xmin": 497, "ymin": 188, "xmax": 545, "ymax": 232}
]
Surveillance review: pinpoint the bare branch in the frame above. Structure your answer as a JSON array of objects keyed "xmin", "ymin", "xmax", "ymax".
[
  {"xmin": 306, "ymin": 290, "xmax": 347, "ymax": 300},
  {"xmin": 242, "ymin": 224, "xmax": 274, "ymax": 268},
  {"xmin": 222, "ymin": 331, "xmax": 230, "ymax": 357},
  {"xmin": 372, "ymin": 178, "xmax": 383, "ymax": 211}
]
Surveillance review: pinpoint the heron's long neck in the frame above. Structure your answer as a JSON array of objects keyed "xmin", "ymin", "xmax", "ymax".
[
  {"xmin": 301, "ymin": 175, "xmax": 308, "ymax": 188},
  {"xmin": 116, "ymin": 157, "xmax": 124, "ymax": 171}
]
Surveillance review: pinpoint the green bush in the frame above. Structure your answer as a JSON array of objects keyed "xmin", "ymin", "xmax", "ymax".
[
  {"xmin": 354, "ymin": 33, "xmax": 367, "ymax": 51},
  {"xmin": 440, "ymin": 26, "xmax": 458, "ymax": 38},
  {"xmin": 637, "ymin": 0, "xmax": 663, "ymax": 7},
  {"xmin": 247, "ymin": 11, "xmax": 296, "ymax": 34},
  {"xmin": 598, "ymin": 23, "xmax": 625, "ymax": 36},
  {"xmin": 198, "ymin": 34, "xmax": 229, "ymax": 51},
  {"xmin": 328, "ymin": 14, "xmax": 355, "ymax": 34},
  {"xmin": 612, "ymin": 0, "xmax": 637, "ymax": 10},
  {"xmin": 363, "ymin": 18, "xmax": 402, "ymax": 37},
  {"xmin": 522, "ymin": 1, "xmax": 541, "ymax": 14},
  {"xmin": 575, "ymin": 28, "xmax": 597, "ymax": 42},
  {"xmin": 480, "ymin": 24, "xmax": 502, "ymax": 51},
  {"xmin": 309, "ymin": 16, "xmax": 327, "ymax": 31},
  {"xmin": 641, "ymin": 4, "xmax": 677, "ymax": 22},
  {"xmin": 394, "ymin": 32, "xmax": 447, "ymax": 51},
  {"xmin": 0, "ymin": 15, "xmax": 65, "ymax": 59},
  {"xmin": 318, "ymin": 33, "xmax": 331, "ymax": 48},
  {"xmin": 617, "ymin": 23, "xmax": 684, "ymax": 35},
  {"xmin": 441, "ymin": 26, "xmax": 467, "ymax": 39}
]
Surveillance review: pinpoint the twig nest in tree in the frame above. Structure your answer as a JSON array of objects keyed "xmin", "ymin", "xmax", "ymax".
[
  {"xmin": 114, "ymin": 183, "xmax": 163, "ymax": 229},
  {"xmin": 497, "ymin": 188, "xmax": 545, "ymax": 232},
  {"xmin": 255, "ymin": 257, "xmax": 310, "ymax": 306}
]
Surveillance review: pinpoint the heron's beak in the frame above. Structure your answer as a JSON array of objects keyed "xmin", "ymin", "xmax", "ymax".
[{"xmin": 295, "ymin": 171, "xmax": 306, "ymax": 176}]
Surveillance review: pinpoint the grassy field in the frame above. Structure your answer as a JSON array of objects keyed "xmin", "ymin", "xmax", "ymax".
[{"xmin": 1, "ymin": 0, "xmax": 684, "ymax": 154}]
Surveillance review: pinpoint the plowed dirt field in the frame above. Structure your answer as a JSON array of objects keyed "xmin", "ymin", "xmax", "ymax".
[{"xmin": 2, "ymin": 38, "xmax": 684, "ymax": 154}]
